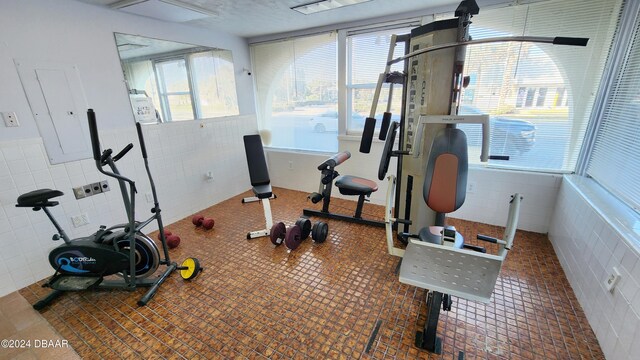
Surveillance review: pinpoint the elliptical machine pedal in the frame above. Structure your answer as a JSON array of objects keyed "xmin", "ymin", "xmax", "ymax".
[{"xmin": 47, "ymin": 274, "xmax": 103, "ymax": 291}]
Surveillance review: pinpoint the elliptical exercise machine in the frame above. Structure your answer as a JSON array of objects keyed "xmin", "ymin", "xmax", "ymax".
[{"xmin": 18, "ymin": 109, "xmax": 202, "ymax": 310}]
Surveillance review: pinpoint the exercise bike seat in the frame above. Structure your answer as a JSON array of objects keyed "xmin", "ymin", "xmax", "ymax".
[
  {"xmin": 16, "ymin": 189, "xmax": 64, "ymax": 207},
  {"xmin": 335, "ymin": 175, "xmax": 378, "ymax": 196}
]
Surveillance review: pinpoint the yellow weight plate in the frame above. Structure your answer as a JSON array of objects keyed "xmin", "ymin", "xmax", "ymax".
[{"xmin": 180, "ymin": 257, "xmax": 201, "ymax": 280}]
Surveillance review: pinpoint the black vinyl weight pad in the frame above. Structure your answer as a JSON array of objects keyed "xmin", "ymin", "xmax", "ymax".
[{"xmin": 378, "ymin": 121, "xmax": 399, "ymax": 180}]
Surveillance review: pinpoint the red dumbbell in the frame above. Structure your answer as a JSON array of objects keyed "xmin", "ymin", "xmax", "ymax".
[
  {"xmin": 192, "ymin": 215, "xmax": 205, "ymax": 227},
  {"xmin": 167, "ymin": 235, "xmax": 181, "ymax": 249},
  {"xmin": 202, "ymin": 218, "xmax": 215, "ymax": 230}
]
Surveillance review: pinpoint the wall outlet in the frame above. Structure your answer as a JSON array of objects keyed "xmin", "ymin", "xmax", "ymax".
[
  {"xmin": 71, "ymin": 213, "xmax": 89, "ymax": 228},
  {"xmin": 605, "ymin": 267, "xmax": 621, "ymax": 292},
  {"xmin": 2, "ymin": 112, "xmax": 19, "ymax": 127},
  {"xmin": 288, "ymin": 161, "xmax": 293, "ymax": 170},
  {"xmin": 73, "ymin": 180, "xmax": 110, "ymax": 199},
  {"xmin": 99, "ymin": 180, "xmax": 110, "ymax": 192},
  {"xmin": 205, "ymin": 171, "xmax": 214, "ymax": 181},
  {"xmin": 467, "ymin": 181, "xmax": 477, "ymax": 194},
  {"xmin": 82, "ymin": 184, "xmax": 93, "ymax": 196},
  {"xmin": 72, "ymin": 186, "xmax": 86, "ymax": 199},
  {"xmin": 90, "ymin": 182, "xmax": 102, "ymax": 194}
]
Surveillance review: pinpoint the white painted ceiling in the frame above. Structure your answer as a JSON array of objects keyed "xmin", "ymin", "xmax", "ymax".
[{"xmin": 76, "ymin": 0, "xmax": 459, "ymax": 38}]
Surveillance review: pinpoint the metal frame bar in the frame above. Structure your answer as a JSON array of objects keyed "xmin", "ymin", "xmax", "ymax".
[
  {"xmin": 303, "ymin": 208, "xmax": 384, "ymax": 227},
  {"xmin": 241, "ymin": 194, "xmax": 276, "ymax": 203},
  {"xmin": 415, "ymin": 291, "xmax": 443, "ymax": 353},
  {"xmin": 388, "ymin": 35, "xmax": 588, "ymax": 65},
  {"xmin": 246, "ymin": 198, "xmax": 274, "ymax": 239}
]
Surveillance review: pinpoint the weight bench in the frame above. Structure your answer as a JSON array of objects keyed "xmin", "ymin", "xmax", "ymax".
[
  {"xmin": 243, "ymin": 134, "xmax": 274, "ymax": 239},
  {"xmin": 304, "ymin": 151, "xmax": 384, "ymax": 227}
]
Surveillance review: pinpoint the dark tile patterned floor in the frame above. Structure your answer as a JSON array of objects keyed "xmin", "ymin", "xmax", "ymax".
[{"xmin": 20, "ymin": 187, "xmax": 604, "ymax": 359}]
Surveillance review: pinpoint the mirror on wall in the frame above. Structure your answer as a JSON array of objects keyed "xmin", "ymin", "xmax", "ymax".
[{"xmin": 114, "ymin": 33, "xmax": 239, "ymax": 124}]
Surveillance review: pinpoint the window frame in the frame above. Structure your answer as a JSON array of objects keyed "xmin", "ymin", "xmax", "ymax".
[
  {"xmin": 577, "ymin": 0, "xmax": 640, "ymax": 213},
  {"xmin": 124, "ymin": 48, "xmax": 239, "ymax": 123},
  {"xmin": 251, "ymin": 0, "xmax": 622, "ymax": 176},
  {"xmin": 153, "ymin": 55, "xmax": 198, "ymax": 122},
  {"xmin": 250, "ymin": 32, "xmax": 340, "ymax": 153},
  {"xmin": 343, "ymin": 26, "xmax": 413, "ymax": 136}
]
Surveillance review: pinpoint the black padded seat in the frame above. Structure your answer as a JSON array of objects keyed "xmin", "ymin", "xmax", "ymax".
[
  {"xmin": 335, "ymin": 175, "xmax": 378, "ymax": 196},
  {"xmin": 252, "ymin": 183, "xmax": 273, "ymax": 199},
  {"xmin": 244, "ymin": 134, "xmax": 273, "ymax": 199},
  {"xmin": 16, "ymin": 189, "xmax": 63, "ymax": 207}
]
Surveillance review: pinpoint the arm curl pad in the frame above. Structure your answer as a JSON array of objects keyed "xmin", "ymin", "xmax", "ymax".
[{"xmin": 318, "ymin": 151, "xmax": 351, "ymax": 170}]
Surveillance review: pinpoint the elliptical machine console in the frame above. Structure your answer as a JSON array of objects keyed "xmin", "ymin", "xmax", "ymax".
[{"xmin": 18, "ymin": 109, "xmax": 202, "ymax": 310}]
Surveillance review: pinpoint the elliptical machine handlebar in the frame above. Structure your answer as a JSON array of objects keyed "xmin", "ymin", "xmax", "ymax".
[
  {"xmin": 99, "ymin": 148, "xmax": 113, "ymax": 164},
  {"xmin": 135, "ymin": 122, "xmax": 148, "ymax": 159},
  {"xmin": 112, "ymin": 143, "xmax": 134, "ymax": 162},
  {"xmin": 88, "ymin": 109, "xmax": 102, "ymax": 161},
  {"xmin": 86, "ymin": 109, "xmax": 135, "ymax": 186},
  {"xmin": 97, "ymin": 144, "xmax": 133, "ymax": 166}
]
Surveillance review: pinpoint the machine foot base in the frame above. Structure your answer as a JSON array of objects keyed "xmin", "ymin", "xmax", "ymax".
[
  {"xmin": 303, "ymin": 209, "xmax": 384, "ymax": 227},
  {"xmin": 415, "ymin": 332, "xmax": 442, "ymax": 354}
]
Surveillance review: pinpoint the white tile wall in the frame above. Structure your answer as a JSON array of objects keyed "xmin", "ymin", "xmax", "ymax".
[
  {"xmin": 451, "ymin": 168, "xmax": 562, "ymax": 233},
  {"xmin": 0, "ymin": 115, "xmax": 257, "ymax": 297},
  {"xmin": 267, "ymin": 141, "xmax": 561, "ymax": 233},
  {"xmin": 549, "ymin": 175, "xmax": 640, "ymax": 360}
]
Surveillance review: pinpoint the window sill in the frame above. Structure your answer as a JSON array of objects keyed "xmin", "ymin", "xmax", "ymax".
[
  {"xmin": 565, "ymin": 175, "xmax": 640, "ymax": 251},
  {"xmin": 264, "ymin": 147, "xmax": 335, "ymax": 157},
  {"xmin": 338, "ymin": 134, "xmax": 387, "ymax": 144}
]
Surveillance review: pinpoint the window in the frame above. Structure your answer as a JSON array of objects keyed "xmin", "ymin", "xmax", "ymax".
[
  {"xmin": 456, "ymin": 0, "xmax": 620, "ymax": 172},
  {"xmin": 524, "ymin": 89, "xmax": 536, "ymax": 107},
  {"xmin": 346, "ymin": 28, "xmax": 411, "ymax": 133},
  {"xmin": 156, "ymin": 58, "xmax": 194, "ymax": 121},
  {"xmin": 587, "ymin": 7, "xmax": 640, "ymax": 212},
  {"xmin": 251, "ymin": 33, "xmax": 338, "ymax": 152},
  {"xmin": 536, "ymin": 88, "xmax": 547, "ymax": 107},
  {"xmin": 249, "ymin": 0, "xmax": 620, "ymax": 164},
  {"xmin": 122, "ymin": 49, "xmax": 239, "ymax": 123},
  {"xmin": 554, "ymin": 88, "xmax": 566, "ymax": 107},
  {"xmin": 191, "ymin": 51, "xmax": 239, "ymax": 119},
  {"xmin": 516, "ymin": 87, "xmax": 526, "ymax": 107}
]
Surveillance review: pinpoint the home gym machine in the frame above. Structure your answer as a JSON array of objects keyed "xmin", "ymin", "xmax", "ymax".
[
  {"xmin": 364, "ymin": 0, "xmax": 588, "ymax": 238},
  {"xmin": 19, "ymin": 109, "xmax": 202, "ymax": 310},
  {"xmin": 361, "ymin": 0, "xmax": 589, "ymax": 355},
  {"xmin": 380, "ymin": 117, "xmax": 523, "ymax": 355}
]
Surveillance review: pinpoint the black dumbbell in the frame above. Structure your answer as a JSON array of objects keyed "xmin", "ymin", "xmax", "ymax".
[
  {"xmin": 295, "ymin": 217, "xmax": 312, "ymax": 240},
  {"xmin": 311, "ymin": 221, "xmax": 329, "ymax": 243}
]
